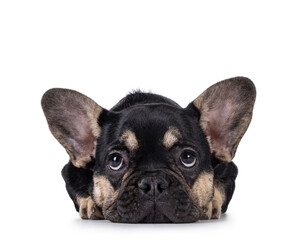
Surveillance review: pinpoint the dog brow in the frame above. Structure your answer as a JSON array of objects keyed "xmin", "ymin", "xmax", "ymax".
[
  {"xmin": 119, "ymin": 130, "xmax": 139, "ymax": 152},
  {"xmin": 163, "ymin": 127, "xmax": 182, "ymax": 149}
]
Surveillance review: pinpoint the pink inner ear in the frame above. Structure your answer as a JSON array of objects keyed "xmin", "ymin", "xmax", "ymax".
[
  {"xmin": 203, "ymin": 100, "xmax": 238, "ymax": 161},
  {"xmin": 65, "ymin": 108, "xmax": 96, "ymax": 159},
  {"xmin": 71, "ymin": 135, "xmax": 95, "ymax": 159},
  {"xmin": 207, "ymin": 100, "xmax": 235, "ymax": 138}
]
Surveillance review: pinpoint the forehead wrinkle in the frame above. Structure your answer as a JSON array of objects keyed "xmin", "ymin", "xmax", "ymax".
[
  {"xmin": 119, "ymin": 129, "xmax": 139, "ymax": 152},
  {"xmin": 163, "ymin": 127, "xmax": 182, "ymax": 149}
]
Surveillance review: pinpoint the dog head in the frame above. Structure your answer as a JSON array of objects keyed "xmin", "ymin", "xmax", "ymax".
[{"xmin": 42, "ymin": 77, "xmax": 256, "ymax": 223}]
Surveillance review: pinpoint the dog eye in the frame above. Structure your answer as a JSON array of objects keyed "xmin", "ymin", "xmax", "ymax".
[
  {"xmin": 108, "ymin": 153, "xmax": 124, "ymax": 171},
  {"xmin": 180, "ymin": 150, "xmax": 197, "ymax": 168}
]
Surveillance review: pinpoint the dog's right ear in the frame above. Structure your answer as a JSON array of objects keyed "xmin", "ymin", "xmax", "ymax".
[{"xmin": 41, "ymin": 88, "xmax": 104, "ymax": 168}]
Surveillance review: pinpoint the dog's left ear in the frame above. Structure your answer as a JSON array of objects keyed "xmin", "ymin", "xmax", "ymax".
[{"xmin": 191, "ymin": 77, "xmax": 256, "ymax": 162}]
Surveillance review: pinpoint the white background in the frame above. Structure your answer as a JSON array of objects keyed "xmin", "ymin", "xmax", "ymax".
[{"xmin": 1, "ymin": 0, "xmax": 299, "ymax": 239}]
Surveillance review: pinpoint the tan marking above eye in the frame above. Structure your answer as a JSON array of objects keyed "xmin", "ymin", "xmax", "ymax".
[
  {"xmin": 162, "ymin": 127, "xmax": 182, "ymax": 149},
  {"xmin": 119, "ymin": 130, "xmax": 139, "ymax": 152}
]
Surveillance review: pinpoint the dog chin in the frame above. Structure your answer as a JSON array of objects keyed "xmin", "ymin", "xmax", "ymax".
[
  {"xmin": 140, "ymin": 208, "xmax": 172, "ymax": 223},
  {"xmin": 105, "ymin": 201, "xmax": 201, "ymax": 223}
]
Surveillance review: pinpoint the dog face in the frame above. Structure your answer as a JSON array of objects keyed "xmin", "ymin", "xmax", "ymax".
[
  {"xmin": 93, "ymin": 103, "xmax": 213, "ymax": 222},
  {"xmin": 42, "ymin": 77, "xmax": 256, "ymax": 223}
]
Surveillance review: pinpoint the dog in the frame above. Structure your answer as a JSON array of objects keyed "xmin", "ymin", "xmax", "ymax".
[{"xmin": 41, "ymin": 77, "xmax": 256, "ymax": 223}]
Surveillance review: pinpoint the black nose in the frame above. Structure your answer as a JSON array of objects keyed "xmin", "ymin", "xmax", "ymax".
[{"xmin": 138, "ymin": 176, "xmax": 169, "ymax": 198}]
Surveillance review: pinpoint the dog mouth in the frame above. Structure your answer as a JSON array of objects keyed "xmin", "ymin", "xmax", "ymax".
[
  {"xmin": 113, "ymin": 193, "xmax": 200, "ymax": 223},
  {"xmin": 115, "ymin": 198, "xmax": 194, "ymax": 223},
  {"xmin": 105, "ymin": 170, "xmax": 202, "ymax": 223},
  {"xmin": 139, "ymin": 202, "xmax": 172, "ymax": 223}
]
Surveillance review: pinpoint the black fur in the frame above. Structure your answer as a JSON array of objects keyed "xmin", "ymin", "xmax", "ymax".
[
  {"xmin": 61, "ymin": 92, "xmax": 236, "ymax": 221},
  {"xmin": 43, "ymin": 77, "xmax": 255, "ymax": 223}
]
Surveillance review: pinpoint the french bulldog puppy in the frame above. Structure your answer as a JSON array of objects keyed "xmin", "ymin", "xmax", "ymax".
[{"xmin": 41, "ymin": 77, "xmax": 256, "ymax": 223}]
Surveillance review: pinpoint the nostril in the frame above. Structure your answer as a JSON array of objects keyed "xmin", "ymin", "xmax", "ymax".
[
  {"xmin": 138, "ymin": 176, "xmax": 170, "ymax": 196},
  {"xmin": 140, "ymin": 183, "xmax": 151, "ymax": 194},
  {"xmin": 156, "ymin": 182, "xmax": 167, "ymax": 193},
  {"xmin": 138, "ymin": 179, "xmax": 152, "ymax": 194}
]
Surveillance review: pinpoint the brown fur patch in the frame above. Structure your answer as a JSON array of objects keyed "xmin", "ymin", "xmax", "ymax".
[
  {"xmin": 191, "ymin": 172, "xmax": 214, "ymax": 210},
  {"xmin": 162, "ymin": 127, "xmax": 182, "ymax": 149},
  {"xmin": 93, "ymin": 175, "xmax": 120, "ymax": 218},
  {"xmin": 119, "ymin": 130, "xmax": 139, "ymax": 152},
  {"xmin": 77, "ymin": 196, "xmax": 104, "ymax": 219},
  {"xmin": 210, "ymin": 184, "xmax": 225, "ymax": 219}
]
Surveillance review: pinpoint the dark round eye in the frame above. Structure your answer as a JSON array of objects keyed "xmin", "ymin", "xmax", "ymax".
[
  {"xmin": 108, "ymin": 153, "xmax": 124, "ymax": 171},
  {"xmin": 180, "ymin": 151, "xmax": 197, "ymax": 168}
]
